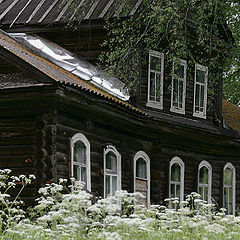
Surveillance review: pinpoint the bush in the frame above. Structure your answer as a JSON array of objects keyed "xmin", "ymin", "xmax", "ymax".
[{"xmin": 0, "ymin": 171, "xmax": 240, "ymax": 239}]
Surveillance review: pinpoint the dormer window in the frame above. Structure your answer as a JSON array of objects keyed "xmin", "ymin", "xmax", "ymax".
[
  {"xmin": 193, "ymin": 64, "xmax": 208, "ymax": 119},
  {"xmin": 170, "ymin": 59, "xmax": 187, "ymax": 114},
  {"xmin": 146, "ymin": 50, "xmax": 164, "ymax": 109}
]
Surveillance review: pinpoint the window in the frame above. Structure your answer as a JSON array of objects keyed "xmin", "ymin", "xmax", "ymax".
[
  {"xmin": 169, "ymin": 157, "xmax": 184, "ymax": 201},
  {"xmin": 104, "ymin": 145, "xmax": 121, "ymax": 198},
  {"xmin": 71, "ymin": 133, "xmax": 91, "ymax": 191},
  {"xmin": 134, "ymin": 151, "xmax": 150, "ymax": 204},
  {"xmin": 170, "ymin": 59, "xmax": 187, "ymax": 114},
  {"xmin": 223, "ymin": 163, "xmax": 236, "ymax": 215},
  {"xmin": 146, "ymin": 50, "xmax": 164, "ymax": 109},
  {"xmin": 198, "ymin": 161, "xmax": 212, "ymax": 203},
  {"xmin": 193, "ymin": 64, "xmax": 208, "ymax": 119}
]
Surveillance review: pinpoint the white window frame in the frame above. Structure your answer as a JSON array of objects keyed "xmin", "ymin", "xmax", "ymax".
[
  {"xmin": 103, "ymin": 145, "xmax": 121, "ymax": 198},
  {"xmin": 170, "ymin": 58, "xmax": 187, "ymax": 114},
  {"xmin": 169, "ymin": 156, "xmax": 184, "ymax": 201},
  {"xmin": 133, "ymin": 151, "xmax": 151, "ymax": 204},
  {"xmin": 193, "ymin": 64, "xmax": 208, "ymax": 119},
  {"xmin": 223, "ymin": 162, "xmax": 236, "ymax": 215},
  {"xmin": 71, "ymin": 133, "xmax": 91, "ymax": 192},
  {"xmin": 198, "ymin": 160, "xmax": 212, "ymax": 203},
  {"xmin": 146, "ymin": 50, "xmax": 164, "ymax": 110}
]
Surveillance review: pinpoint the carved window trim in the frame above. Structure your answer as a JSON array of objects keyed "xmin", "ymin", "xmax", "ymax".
[
  {"xmin": 198, "ymin": 160, "xmax": 212, "ymax": 203},
  {"xmin": 103, "ymin": 145, "xmax": 121, "ymax": 198},
  {"xmin": 170, "ymin": 58, "xmax": 187, "ymax": 114},
  {"xmin": 223, "ymin": 162, "xmax": 236, "ymax": 215},
  {"xmin": 71, "ymin": 133, "xmax": 91, "ymax": 192},
  {"xmin": 146, "ymin": 50, "xmax": 164, "ymax": 110},
  {"xmin": 169, "ymin": 156, "xmax": 185, "ymax": 201},
  {"xmin": 133, "ymin": 151, "xmax": 151, "ymax": 204},
  {"xmin": 193, "ymin": 64, "xmax": 208, "ymax": 119}
]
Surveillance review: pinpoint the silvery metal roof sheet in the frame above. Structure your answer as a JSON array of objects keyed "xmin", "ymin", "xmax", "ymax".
[
  {"xmin": 0, "ymin": 0, "xmax": 142, "ymax": 27},
  {"xmin": 9, "ymin": 33, "xmax": 130, "ymax": 101}
]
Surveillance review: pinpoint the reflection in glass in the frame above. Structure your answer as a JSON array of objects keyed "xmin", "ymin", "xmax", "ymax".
[
  {"xmin": 106, "ymin": 152, "xmax": 117, "ymax": 173},
  {"xmin": 136, "ymin": 158, "xmax": 147, "ymax": 179},
  {"xmin": 171, "ymin": 163, "xmax": 180, "ymax": 182}
]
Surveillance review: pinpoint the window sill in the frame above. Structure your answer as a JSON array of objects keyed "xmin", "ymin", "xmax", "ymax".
[
  {"xmin": 146, "ymin": 101, "xmax": 163, "ymax": 110},
  {"xmin": 193, "ymin": 112, "xmax": 207, "ymax": 119},
  {"xmin": 170, "ymin": 107, "xmax": 185, "ymax": 115}
]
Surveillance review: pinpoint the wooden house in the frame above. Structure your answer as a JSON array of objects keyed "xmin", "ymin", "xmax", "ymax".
[{"xmin": 0, "ymin": 0, "xmax": 239, "ymax": 214}]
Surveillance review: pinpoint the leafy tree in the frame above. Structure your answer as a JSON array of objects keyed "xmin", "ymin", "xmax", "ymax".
[
  {"xmin": 68, "ymin": 0, "xmax": 239, "ymax": 105},
  {"xmin": 223, "ymin": 1, "xmax": 240, "ymax": 105}
]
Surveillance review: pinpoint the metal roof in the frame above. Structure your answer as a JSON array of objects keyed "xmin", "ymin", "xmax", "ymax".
[
  {"xmin": 0, "ymin": 0, "xmax": 143, "ymax": 27},
  {"xmin": 0, "ymin": 29, "xmax": 145, "ymax": 115},
  {"xmin": 9, "ymin": 32, "xmax": 130, "ymax": 101}
]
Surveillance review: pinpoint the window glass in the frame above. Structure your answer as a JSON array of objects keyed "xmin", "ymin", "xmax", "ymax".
[
  {"xmin": 112, "ymin": 176, "xmax": 117, "ymax": 196},
  {"xmin": 170, "ymin": 184, "xmax": 175, "ymax": 198},
  {"xmin": 136, "ymin": 158, "xmax": 147, "ymax": 179},
  {"xmin": 73, "ymin": 165, "xmax": 79, "ymax": 180},
  {"xmin": 176, "ymin": 184, "xmax": 180, "ymax": 199},
  {"xmin": 81, "ymin": 167, "xmax": 87, "ymax": 183},
  {"xmin": 106, "ymin": 152, "xmax": 117, "ymax": 173},
  {"xmin": 171, "ymin": 163, "xmax": 181, "ymax": 182},
  {"xmin": 224, "ymin": 187, "xmax": 228, "ymax": 208},
  {"xmin": 196, "ymin": 69, "xmax": 205, "ymax": 83},
  {"xmin": 150, "ymin": 56, "xmax": 161, "ymax": 71},
  {"xmin": 156, "ymin": 74, "xmax": 161, "ymax": 102},
  {"xmin": 199, "ymin": 166, "xmax": 208, "ymax": 184},
  {"xmin": 174, "ymin": 63, "xmax": 184, "ymax": 78},
  {"xmin": 74, "ymin": 141, "xmax": 86, "ymax": 164},
  {"xmin": 229, "ymin": 187, "xmax": 233, "ymax": 214},
  {"xmin": 224, "ymin": 168, "xmax": 233, "ymax": 185},
  {"xmin": 106, "ymin": 175, "xmax": 111, "ymax": 196},
  {"xmin": 150, "ymin": 72, "xmax": 155, "ymax": 101}
]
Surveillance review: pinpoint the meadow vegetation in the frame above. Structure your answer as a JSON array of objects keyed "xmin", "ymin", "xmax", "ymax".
[{"xmin": 0, "ymin": 169, "xmax": 239, "ymax": 239}]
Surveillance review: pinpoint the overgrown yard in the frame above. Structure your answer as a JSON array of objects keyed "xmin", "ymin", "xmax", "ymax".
[{"xmin": 0, "ymin": 169, "xmax": 240, "ymax": 240}]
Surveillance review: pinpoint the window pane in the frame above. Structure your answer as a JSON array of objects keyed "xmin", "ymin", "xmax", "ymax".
[
  {"xmin": 105, "ymin": 175, "xmax": 111, "ymax": 196},
  {"xmin": 224, "ymin": 168, "xmax": 233, "ymax": 186},
  {"xmin": 204, "ymin": 187, "xmax": 208, "ymax": 202},
  {"xmin": 174, "ymin": 63, "xmax": 184, "ymax": 78},
  {"xmin": 151, "ymin": 56, "xmax": 161, "ymax": 71},
  {"xmin": 173, "ymin": 79, "xmax": 178, "ymax": 106},
  {"xmin": 199, "ymin": 186, "xmax": 203, "ymax": 198},
  {"xmin": 224, "ymin": 187, "xmax": 228, "ymax": 209},
  {"xmin": 229, "ymin": 187, "xmax": 233, "ymax": 214},
  {"xmin": 156, "ymin": 74, "xmax": 161, "ymax": 102},
  {"xmin": 200, "ymin": 85, "xmax": 204, "ymax": 108},
  {"xmin": 176, "ymin": 184, "xmax": 180, "ymax": 199},
  {"xmin": 136, "ymin": 158, "xmax": 147, "ymax": 179},
  {"xmin": 74, "ymin": 141, "xmax": 86, "ymax": 164},
  {"xmin": 112, "ymin": 176, "xmax": 117, "ymax": 196},
  {"xmin": 199, "ymin": 166, "xmax": 208, "ymax": 184},
  {"xmin": 170, "ymin": 184, "xmax": 175, "ymax": 198},
  {"xmin": 150, "ymin": 72, "xmax": 155, "ymax": 101},
  {"xmin": 195, "ymin": 84, "xmax": 200, "ymax": 109},
  {"xmin": 196, "ymin": 69, "xmax": 205, "ymax": 83},
  {"xmin": 106, "ymin": 152, "xmax": 117, "ymax": 173},
  {"xmin": 179, "ymin": 80, "xmax": 183, "ymax": 105},
  {"xmin": 73, "ymin": 165, "xmax": 79, "ymax": 180},
  {"xmin": 171, "ymin": 163, "xmax": 181, "ymax": 182},
  {"xmin": 81, "ymin": 167, "xmax": 87, "ymax": 184}
]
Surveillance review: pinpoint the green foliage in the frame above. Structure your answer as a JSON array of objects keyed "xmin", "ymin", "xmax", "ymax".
[
  {"xmin": 64, "ymin": 0, "xmax": 239, "ymax": 104},
  {"xmin": 99, "ymin": 0, "xmax": 233, "ymax": 97},
  {"xmin": 1, "ymin": 174, "xmax": 240, "ymax": 240},
  {"xmin": 223, "ymin": 1, "xmax": 240, "ymax": 105}
]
